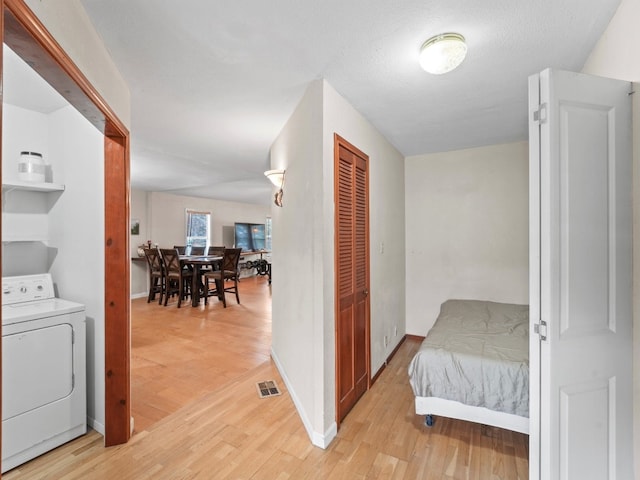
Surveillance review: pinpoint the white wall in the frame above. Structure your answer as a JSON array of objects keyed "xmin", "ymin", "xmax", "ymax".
[
  {"xmin": 581, "ymin": 0, "xmax": 640, "ymax": 474},
  {"xmin": 322, "ymin": 81, "xmax": 406, "ymax": 379},
  {"xmin": 130, "ymin": 189, "xmax": 149, "ymax": 297},
  {"xmin": 47, "ymin": 105, "xmax": 105, "ymax": 434},
  {"xmin": 24, "ymin": 0, "xmax": 131, "ymax": 128},
  {"xmin": 2, "ymin": 104, "xmax": 49, "ymax": 184},
  {"xmin": 147, "ymin": 191, "xmax": 270, "ymax": 248},
  {"xmin": 270, "ymin": 80, "xmax": 325, "ymax": 446},
  {"xmin": 1, "ymin": 104, "xmax": 53, "ymax": 275},
  {"xmin": 270, "ymin": 79, "xmax": 405, "ymax": 448},
  {"xmin": 405, "ymin": 142, "xmax": 529, "ymax": 335}
]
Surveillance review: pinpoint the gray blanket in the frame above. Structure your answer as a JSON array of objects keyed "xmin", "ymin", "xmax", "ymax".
[{"xmin": 408, "ymin": 299, "xmax": 529, "ymax": 417}]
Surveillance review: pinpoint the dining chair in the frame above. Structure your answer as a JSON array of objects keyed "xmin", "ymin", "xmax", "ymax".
[
  {"xmin": 143, "ymin": 247, "xmax": 165, "ymax": 304},
  {"xmin": 159, "ymin": 248, "xmax": 193, "ymax": 307},
  {"xmin": 198, "ymin": 246, "xmax": 224, "ymax": 275},
  {"xmin": 207, "ymin": 246, "xmax": 225, "ymax": 256},
  {"xmin": 203, "ymin": 248, "xmax": 242, "ymax": 307},
  {"xmin": 190, "ymin": 246, "xmax": 206, "ymax": 255},
  {"xmin": 173, "ymin": 245, "xmax": 186, "ymax": 255}
]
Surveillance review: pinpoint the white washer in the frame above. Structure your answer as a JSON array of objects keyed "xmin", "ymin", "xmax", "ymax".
[{"xmin": 1, "ymin": 273, "xmax": 86, "ymax": 473}]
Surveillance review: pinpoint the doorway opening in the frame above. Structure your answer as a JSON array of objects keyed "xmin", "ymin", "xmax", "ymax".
[{"xmin": 1, "ymin": 1, "xmax": 130, "ymax": 447}]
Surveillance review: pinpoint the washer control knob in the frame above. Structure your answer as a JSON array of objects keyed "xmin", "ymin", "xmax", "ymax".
[{"xmin": 20, "ymin": 286, "xmax": 28, "ymax": 294}]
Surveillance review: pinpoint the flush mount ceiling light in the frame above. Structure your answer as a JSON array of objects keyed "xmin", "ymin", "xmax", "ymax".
[{"xmin": 419, "ymin": 33, "xmax": 467, "ymax": 75}]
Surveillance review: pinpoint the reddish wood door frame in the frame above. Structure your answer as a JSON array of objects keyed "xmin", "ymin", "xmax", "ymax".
[
  {"xmin": 334, "ymin": 134, "xmax": 370, "ymax": 425},
  {"xmin": 0, "ymin": 0, "xmax": 131, "ymax": 461}
]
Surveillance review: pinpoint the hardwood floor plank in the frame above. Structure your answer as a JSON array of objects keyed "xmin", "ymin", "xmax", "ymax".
[
  {"xmin": 365, "ymin": 452, "xmax": 401, "ymax": 479},
  {"xmin": 4, "ymin": 276, "xmax": 528, "ymax": 479}
]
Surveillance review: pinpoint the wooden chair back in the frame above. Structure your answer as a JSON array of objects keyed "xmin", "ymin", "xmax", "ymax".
[
  {"xmin": 208, "ymin": 246, "xmax": 225, "ymax": 256},
  {"xmin": 160, "ymin": 248, "xmax": 182, "ymax": 275},
  {"xmin": 203, "ymin": 247, "xmax": 242, "ymax": 308},
  {"xmin": 222, "ymin": 248, "xmax": 242, "ymax": 275},
  {"xmin": 143, "ymin": 247, "xmax": 163, "ymax": 273}
]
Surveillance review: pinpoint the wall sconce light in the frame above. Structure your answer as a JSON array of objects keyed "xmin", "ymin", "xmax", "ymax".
[
  {"xmin": 419, "ymin": 32, "xmax": 467, "ymax": 75},
  {"xmin": 264, "ymin": 169, "xmax": 285, "ymax": 207}
]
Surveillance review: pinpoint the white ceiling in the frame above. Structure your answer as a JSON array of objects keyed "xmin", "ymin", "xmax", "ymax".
[{"xmin": 68, "ymin": 1, "xmax": 622, "ymax": 206}]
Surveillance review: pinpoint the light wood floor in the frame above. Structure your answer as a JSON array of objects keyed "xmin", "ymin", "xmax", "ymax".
[
  {"xmin": 4, "ymin": 275, "xmax": 529, "ymax": 479},
  {"xmin": 130, "ymin": 275, "xmax": 273, "ymax": 432}
]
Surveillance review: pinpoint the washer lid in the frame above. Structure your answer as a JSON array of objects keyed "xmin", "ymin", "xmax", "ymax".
[{"xmin": 2, "ymin": 298, "xmax": 85, "ymax": 325}]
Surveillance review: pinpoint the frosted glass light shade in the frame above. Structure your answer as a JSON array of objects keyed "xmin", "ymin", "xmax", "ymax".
[
  {"xmin": 264, "ymin": 169, "xmax": 285, "ymax": 188},
  {"xmin": 419, "ymin": 33, "xmax": 467, "ymax": 75}
]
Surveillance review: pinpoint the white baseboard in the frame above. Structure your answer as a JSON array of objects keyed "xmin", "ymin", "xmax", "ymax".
[
  {"xmin": 87, "ymin": 416, "xmax": 105, "ymax": 436},
  {"xmin": 270, "ymin": 348, "xmax": 337, "ymax": 449},
  {"xmin": 130, "ymin": 292, "xmax": 147, "ymax": 300},
  {"xmin": 314, "ymin": 421, "xmax": 337, "ymax": 449}
]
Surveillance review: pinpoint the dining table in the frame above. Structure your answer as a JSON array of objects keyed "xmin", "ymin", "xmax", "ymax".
[{"xmin": 179, "ymin": 254, "xmax": 223, "ymax": 306}]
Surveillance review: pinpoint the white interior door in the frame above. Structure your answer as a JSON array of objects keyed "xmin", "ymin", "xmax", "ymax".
[{"xmin": 529, "ymin": 69, "xmax": 633, "ymax": 479}]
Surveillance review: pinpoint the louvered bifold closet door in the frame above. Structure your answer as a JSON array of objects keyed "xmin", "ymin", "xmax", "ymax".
[{"xmin": 335, "ymin": 135, "xmax": 370, "ymax": 425}]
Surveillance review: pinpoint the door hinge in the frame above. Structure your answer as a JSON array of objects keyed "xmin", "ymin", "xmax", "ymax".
[
  {"xmin": 534, "ymin": 320, "xmax": 547, "ymax": 341},
  {"xmin": 533, "ymin": 103, "xmax": 547, "ymax": 124}
]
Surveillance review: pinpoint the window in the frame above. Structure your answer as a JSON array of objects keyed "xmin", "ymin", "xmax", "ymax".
[
  {"xmin": 234, "ymin": 223, "xmax": 265, "ymax": 251},
  {"xmin": 186, "ymin": 209, "xmax": 210, "ymax": 248},
  {"xmin": 265, "ymin": 217, "xmax": 272, "ymax": 251}
]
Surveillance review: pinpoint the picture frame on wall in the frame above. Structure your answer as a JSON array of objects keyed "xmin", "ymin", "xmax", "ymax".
[{"xmin": 131, "ymin": 218, "xmax": 140, "ymax": 235}]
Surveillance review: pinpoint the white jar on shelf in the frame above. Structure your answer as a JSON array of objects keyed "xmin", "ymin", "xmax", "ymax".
[{"xmin": 18, "ymin": 151, "xmax": 45, "ymax": 183}]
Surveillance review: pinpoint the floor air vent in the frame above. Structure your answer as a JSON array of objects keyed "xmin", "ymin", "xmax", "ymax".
[{"xmin": 256, "ymin": 380, "xmax": 281, "ymax": 398}]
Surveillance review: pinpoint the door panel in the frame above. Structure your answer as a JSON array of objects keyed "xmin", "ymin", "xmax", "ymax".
[
  {"xmin": 560, "ymin": 104, "xmax": 611, "ymax": 338},
  {"xmin": 335, "ymin": 135, "xmax": 370, "ymax": 424},
  {"xmin": 529, "ymin": 69, "xmax": 633, "ymax": 479},
  {"xmin": 338, "ymin": 307, "xmax": 355, "ymax": 406},
  {"xmin": 353, "ymin": 155, "xmax": 368, "ymax": 399}
]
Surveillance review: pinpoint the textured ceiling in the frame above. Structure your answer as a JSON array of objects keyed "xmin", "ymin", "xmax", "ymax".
[{"xmin": 73, "ymin": 0, "xmax": 621, "ymax": 205}]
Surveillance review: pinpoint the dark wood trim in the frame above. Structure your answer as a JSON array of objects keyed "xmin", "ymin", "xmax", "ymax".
[
  {"xmin": 1, "ymin": 0, "xmax": 131, "ymax": 453},
  {"xmin": 370, "ymin": 365, "xmax": 385, "ymax": 386},
  {"xmin": 389, "ymin": 335, "xmax": 407, "ymax": 360},
  {"xmin": 405, "ymin": 334, "xmax": 425, "ymax": 342},
  {"xmin": 3, "ymin": 0, "xmax": 127, "ymax": 137},
  {"xmin": 370, "ymin": 335, "xmax": 408, "ymax": 386},
  {"xmin": 104, "ymin": 134, "xmax": 131, "ymax": 446}
]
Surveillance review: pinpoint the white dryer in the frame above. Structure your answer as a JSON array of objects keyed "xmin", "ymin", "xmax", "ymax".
[{"xmin": 1, "ymin": 273, "xmax": 86, "ymax": 473}]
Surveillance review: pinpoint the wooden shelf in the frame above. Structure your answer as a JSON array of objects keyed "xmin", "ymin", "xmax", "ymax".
[{"xmin": 2, "ymin": 180, "xmax": 65, "ymax": 193}]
